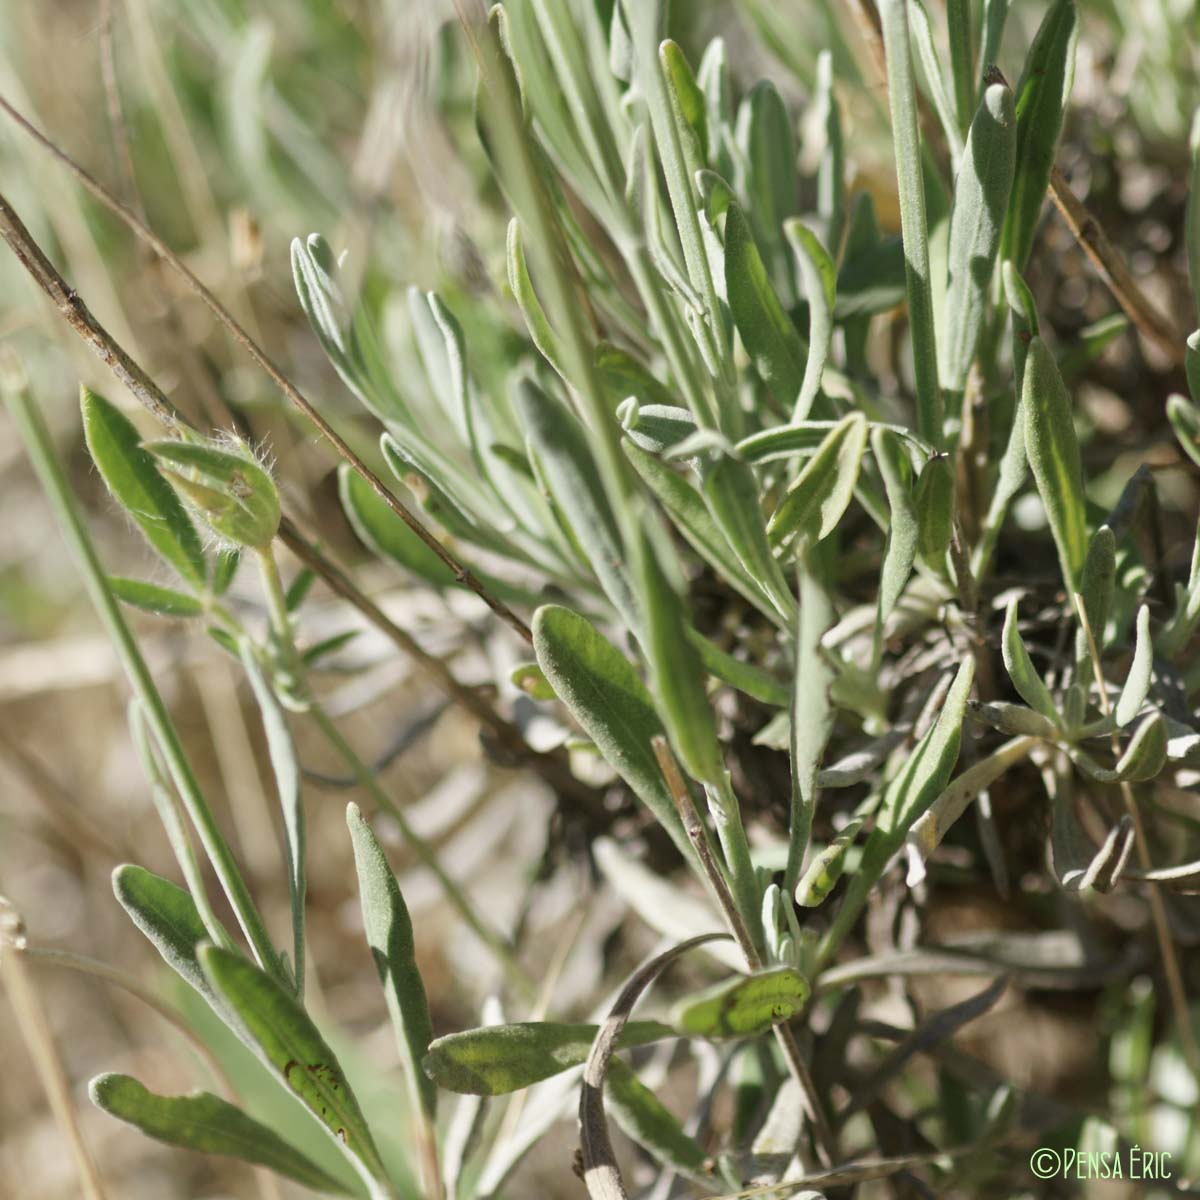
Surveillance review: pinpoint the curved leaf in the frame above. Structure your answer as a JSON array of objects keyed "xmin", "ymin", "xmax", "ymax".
[{"xmin": 670, "ymin": 967, "xmax": 810, "ymax": 1038}]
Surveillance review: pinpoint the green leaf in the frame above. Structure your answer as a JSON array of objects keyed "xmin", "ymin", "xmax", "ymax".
[
  {"xmin": 422, "ymin": 1020, "xmax": 673, "ymax": 1096},
  {"xmin": 786, "ymin": 566, "xmax": 835, "ymax": 890},
  {"xmin": 914, "ymin": 453, "xmax": 955, "ymax": 571},
  {"xmin": 510, "ymin": 661, "xmax": 556, "ymax": 700},
  {"xmin": 689, "ymin": 630, "xmax": 789, "ymax": 707},
  {"xmin": 1023, "ymin": 337, "xmax": 1087, "ymax": 592},
  {"xmin": 302, "ymin": 630, "xmax": 360, "ymax": 668},
  {"xmin": 147, "ymin": 439, "xmax": 280, "ymax": 550},
  {"xmin": 1116, "ymin": 712, "xmax": 1168, "ymax": 782},
  {"xmin": 670, "ymin": 967, "xmax": 810, "ymax": 1038},
  {"xmin": 109, "ymin": 577, "xmax": 206, "ymax": 619},
  {"xmin": 724, "ymin": 201, "xmax": 805, "ymax": 408},
  {"xmin": 213, "ymin": 549, "xmax": 241, "ymax": 597},
  {"xmin": 700, "ymin": 453, "xmax": 796, "ymax": 623},
  {"xmin": 198, "ymin": 945, "xmax": 388, "ymax": 1187},
  {"xmin": 822, "ymin": 658, "xmax": 974, "ymax": 963},
  {"xmin": 239, "ymin": 642, "xmax": 305, "ymax": 995},
  {"xmin": 285, "ymin": 567, "xmax": 316, "ymax": 613},
  {"xmin": 768, "ymin": 413, "xmax": 868, "ymax": 550},
  {"xmin": 112, "ymin": 864, "xmax": 217, "ymax": 1000},
  {"xmin": 338, "ymin": 464, "xmax": 456, "ymax": 587},
  {"xmin": 1167, "ymin": 392, "xmax": 1200, "ymax": 470},
  {"xmin": 736, "ymin": 80, "xmax": 796, "ymax": 280},
  {"xmin": 879, "ymin": 0, "xmax": 943, "ymax": 444},
  {"xmin": 659, "ymin": 41, "xmax": 707, "ymax": 163},
  {"xmin": 632, "ymin": 528, "xmax": 723, "ymax": 785},
  {"xmin": 89, "ymin": 1074, "xmax": 352, "ymax": 1195},
  {"xmin": 605, "ymin": 1060, "xmax": 709, "ymax": 1182},
  {"xmin": 795, "ymin": 819, "xmax": 863, "ymax": 907},
  {"xmin": 1115, "ymin": 606, "xmax": 1153, "ymax": 728},
  {"xmin": 346, "ymin": 803, "xmax": 436, "ymax": 1120},
  {"xmin": 516, "ymin": 379, "xmax": 637, "ymax": 627},
  {"xmin": 507, "ymin": 219, "xmax": 567, "ymax": 382},
  {"xmin": 80, "ymin": 388, "xmax": 206, "ymax": 588},
  {"xmin": 1002, "ymin": 599, "xmax": 1060, "ymax": 726},
  {"xmin": 942, "ymin": 80, "xmax": 1016, "ymax": 390},
  {"xmin": 784, "ymin": 219, "xmax": 836, "ymax": 421},
  {"xmin": 623, "ymin": 441, "xmax": 779, "ymax": 623},
  {"xmin": 532, "ymin": 605, "xmax": 691, "ymax": 860},
  {"xmin": 1000, "ymin": 0, "xmax": 1078, "ymax": 272},
  {"xmin": 813, "ymin": 51, "xmax": 846, "ymax": 249},
  {"xmin": 908, "ymin": 0, "xmax": 965, "ymax": 162},
  {"xmin": 872, "ymin": 428, "xmax": 919, "ymax": 644},
  {"xmin": 1079, "ymin": 525, "xmax": 1116, "ymax": 652}
]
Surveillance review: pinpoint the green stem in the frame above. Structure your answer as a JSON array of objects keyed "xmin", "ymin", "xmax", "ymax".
[
  {"xmin": 705, "ymin": 774, "xmax": 763, "ymax": 954},
  {"xmin": 8, "ymin": 386, "xmax": 281, "ymax": 979}
]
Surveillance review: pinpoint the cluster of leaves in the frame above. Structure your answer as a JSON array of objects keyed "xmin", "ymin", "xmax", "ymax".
[{"xmin": 10, "ymin": 0, "xmax": 1200, "ymax": 1197}]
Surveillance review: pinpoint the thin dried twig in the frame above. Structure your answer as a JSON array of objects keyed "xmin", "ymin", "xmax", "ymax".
[
  {"xmin": 0, "ymin": 94, "xmax": 534, "ymax": 642},
  {"xmin": 0, "ymin": 899, "xmax": 108, "ymax": 1200},
  {"xmin": 1048, "ymin": 166, "xmax": 1184, "ymax": 365}
]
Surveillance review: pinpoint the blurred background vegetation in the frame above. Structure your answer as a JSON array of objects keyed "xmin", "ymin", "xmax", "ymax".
[{"xmin": 1, "ymin": 1, "xmax": 1198, "ymax": 1196}]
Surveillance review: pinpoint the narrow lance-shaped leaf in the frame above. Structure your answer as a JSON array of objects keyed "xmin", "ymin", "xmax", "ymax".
[
  {"xmin": 879, "ymin": 0, "xmax": 943, "ymax": 445},
  {"xmin": 239, "ymin": 641, "xmax": 304, "ymax": 996},
  {"xmin": 80, "ymin": 388, "xmax": 207, "ymax": 588},
  {"xmin": 532, "ymin": 605, "xmax": 692, "ymax": 860},
  {"xmin": 605, "ymin": 1060, "xmax": 709, "ymax": 1183},
  {"xmin": 516, "ymin": 379, "xmax": 638, "ymax": 628},
  {"xmin": 506, "ymin": 219, "xmax": 568, "ymax": 382},
  {"xmin": 1115, "ymin": 606, "xmax": 1153, "ymax": 728},
  {"xmin": 346, "ymin": 803, "xmax": 436, "ymax": 1121},
  {"xmin": 112, "ymin": 864, "xmax": 217, "ymax": 1002},
  {"xmin": 198, "ymin": 945, "xmax": 389, "ymax": 1189},
  {"xmin": 1167, "ymin": 391, "xmax": 1200, "ymax": 470},
  {"xmin": 813, "ymin": 51, "xmax": 845, "ymax": 249},
  {"xmin": 908, "ymin": 0, "xmax": 966, "ymax": 162},
  {"xmin": 735, "ymin": 80, "xmax": 797, "ymax": 289},
  {"xmin": 1079, "ymin": 525, "xmax": 1116, "ymax": 657},
  {"xmin": 942, "ymin": 80, "xmax": 1016, "ymax": 390},
  {"xmin": 768, "ymin": 413, "xmax": 868, "ymax": 551},
  {"xmin": 724, "ymin": 201, "xmax": 806, "ymax": 408},
  {"xmin": 785, "ymin": 565, "xmax": 835, "ymax": 891},
  {"xmin": 1023, "ymin": 337, "xmax": 1088, "ymax": 592},
  {"xmin": 422, "ymin": 1020, "xmax": 674, "ymax": 1096},
  {"xmin": 1000, "ymin": 0, "xmax": 1078, "ymax": 272},
  {"xmin": 700, "ymin": 452, "xmax": 796, "ymax": 623},
  {"xmin": 1117, "ymin": 712, "xmax": 1168, "ymax": 782},
  {"xmin": 796, "ymin": 819, "xmax": 863, "ymax": 907},
  {"xmin": 914, "ymin": 454, "xmax": 955, "ymax": 571},
  {"xmin": 670, "ymin": 967, "xmax": 810, "ymax": 1038},
  {"xmin": 784, "ymin": 219, "xmax": 836, "ymax": 421},
  {"xmin": 623, "ymin": 441, "xmax": 780, "ymax": 622},
  {"xmin": 871, "ymin": 428, "xmax": 919, "ymax": 651},
  {"xmin": 1002, "ymin": 599, "xmax": 1060, "ymax": 725},
  {"xmin": 90, "ymin": 1074, "xmax": 353, "ymax": 1196},
  {"xmin": 821, "ymin": 659, "xmax": 974, "ymax": 963},
  {"xmin": 109, "ymin": 578, "xmax": 206, "ymax": 619},
  {"xmin": 338, "ymin": 463, "xmax": 456, "ymax": 587}
]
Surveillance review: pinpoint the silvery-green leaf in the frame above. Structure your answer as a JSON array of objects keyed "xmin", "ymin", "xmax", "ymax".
[
  {"xmin": 507, "ymin": 219, "xmax": 568, "ymax": 381},
  {"xmin": 768, "ymin": 413, "xmax": 868, "ymax": 550},
  {"xmin": 670, "ymin": 967, "xmax": 810, "ymax": 1038},
  {"xmin": 1167, "ymin": 392, "xmax": 1200, "ymax": 470},
  {"xmin": 532, "ymin": 605, "xmax": 691, "ymax": 859},
  {"xmin": 1023, "ymin": 336, "xmax": 1088, "ymax": 592},
  {"xmin": 1115, "ymin": 606, "xmax": 1153, "ymax": 728},
  {"xmin": 1080, "ymin": 525, "xmax": 1116, "ymax": 652},
  {"xmin": 109, "ymin": 578, "xmax": 205, "ymax": 619},
  {"xmin": 690, "ymin": 630, "xmax": 789, "ymax": 707},
  {"xmin": 199, "ymin": 946, "xmax": 389, "ymax": 1188},
  {"xmin": 735, "ymin": 80, "xmax": 796, "ymax": 284},
  {"xmin": 422, "ymin": 1020, "xmax": 673, "ymax": 1096},
  {"xmin": 914, "ymin": 453, "xmax": 955, "ymax": 571},
  {"xmin": 968, "ymin": 699, "xmax": 1058, "ymax": 739},
  {"xmin": 1116, "ymin": 712, "xmax": 1168, "ymax": 782},
  {"xmin": 942, "ymin": 80, "xmax": 1016, "ymax": 389},
  {"xmin": 796, "ymin": 820, "xmax": 863, "ymax": 907},
  {"xmin": 510, "ymin": 661, "xmax": 556, "ymax": 701},
  {"xmin": 346, "ymin": 803, "xmax": 436, "ymax": 1120},
  {"xmin": 724, "ymin": 201, "xmax": 806, "ymax": 409},
  {"xmin": 605, "ymin": 1060, "xmax": 709, "ymax": 1183},
  {"xmin": 81, "ymin": 388, "xmax": 206, "ymax": 588},
  {"xmin": 90, "ymin": 1074, "xmax": 353, "ymax": 1195},
  {"xmin": 1001, "ymin": 598, "xmax": 1060, "ymax": 725},
  {"xmin": 1000, "ymin": 0, "xmax": 1078, "ymax": 271},
  {"xmin": 783, "ymin": 219, "xmax": 836, "ymax": 423},
  {"xmin": 623, "ymin": 441, "xmax": 779, "ymax": 622}
]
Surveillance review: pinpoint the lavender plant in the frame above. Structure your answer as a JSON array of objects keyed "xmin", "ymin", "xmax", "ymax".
[{"xmin": 4, "ymin": 1, "xmax": 1200, "ymax": 1197}]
